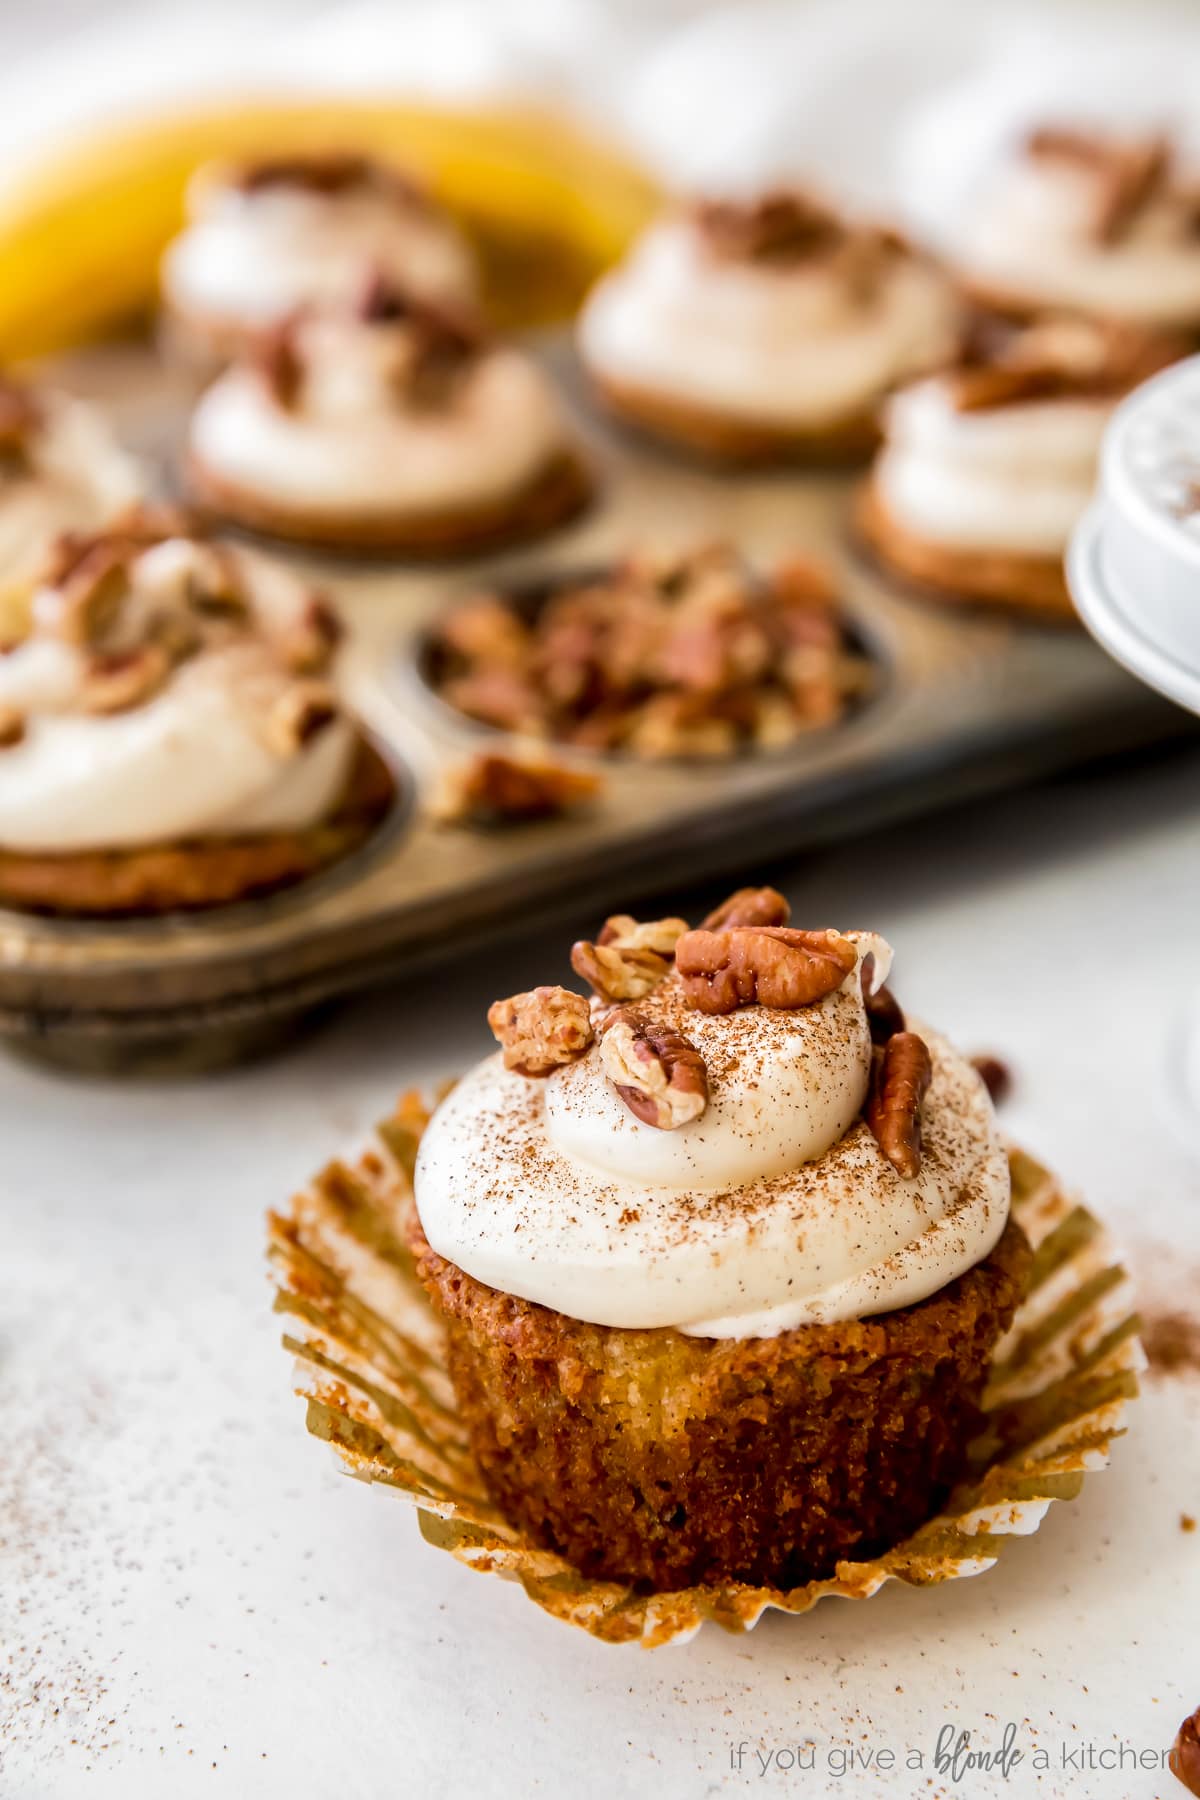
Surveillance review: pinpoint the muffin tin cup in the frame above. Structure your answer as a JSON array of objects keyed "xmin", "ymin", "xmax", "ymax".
[
  {"xmin": 269, "ymin": 1094, "xmax": 1141, "ymax": 1648},
  {"xmin": 1, "ymin": 338, "xmax": 1193, "ymax": 1074}
]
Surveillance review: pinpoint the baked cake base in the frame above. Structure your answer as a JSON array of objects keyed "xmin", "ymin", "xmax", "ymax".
[
  {"xmin": 587, "ymin": 368, "xmax": 880, "ymax": 465},
  {"xmin": 856, "ymin": 478, "xmax": 1076, "ymax": 621}
]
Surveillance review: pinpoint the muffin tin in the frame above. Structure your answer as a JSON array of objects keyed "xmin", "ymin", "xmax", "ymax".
[{"xmin": 2, "ymin": 338, "xmax": 1193, "ymax": 1070}]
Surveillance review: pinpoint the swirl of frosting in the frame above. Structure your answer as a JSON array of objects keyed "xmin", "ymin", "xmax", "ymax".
[
  {"xmin": 957, "ymin": 130, "xmax": 1200, "ymax": 328},
  {"xmin": 0, "ymin": 382, "xmax": 143, "ymax": 595},
  {"xmin": 578, "ymin": 205, "xmax": 960, "ymax": 428},
  {"xmin": 188, "ymin": 305, "xmax": 574, "ymax": 518},
  {"xmin": 0, "ymin": 525, "xmax": 354, "ymax": 852},
  {"xmin": 161, "ymin": 154, "xmax": 477, "ymax": 337},
  {"xmin": 414, "ymin": 934, "xmax": 1011, "ymax": 1338},
  {"xmin": 873, "ymin": 316, "xmax": 1179, "ymax": 556}
]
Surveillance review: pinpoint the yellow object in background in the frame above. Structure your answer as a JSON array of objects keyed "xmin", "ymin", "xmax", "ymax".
[{"xmin": 0, "ymin": 99, "xmax": 660, "ymax": 360}]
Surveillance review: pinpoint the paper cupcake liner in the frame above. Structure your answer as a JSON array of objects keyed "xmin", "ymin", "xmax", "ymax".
[{"xmin": 268, "ymin": 1094, "xmax": 1143, "ymax": 1649}]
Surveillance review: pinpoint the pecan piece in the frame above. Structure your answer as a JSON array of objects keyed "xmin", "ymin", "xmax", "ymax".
[
  {"xmin": 701, "ymin": 885, "xmax": 790, "ymax": 930},
  {"xmin": 433, "ymin": 750, "xmax": 600, "ymax": 826},
  {"xmin": 971, "ymin": 1054, "xmax": 1012, "ymax": 1106},
  {"xmin": 1172, "ymin": 1708, "xmax": 1200, "ymax": 1799},
  {"xmin": 675, "ymin": 925, "xmax": 857, "ymax": 1014},
  {"xmin": 52, "ymin": 542, "xmax": 131, "ymax": 646},
  {"xmin": 570, "ymin": 938, "xmax": 672, "ymax": 1003},
  {"xmin": 860, "ymin": 954, "xmax": 905, "ymax": 1045},
  {"xmin": 263, "ymin": 680, "xmax": 338, "ymax": 754},
  {"xmin": 275, "ymin": 594, "xmax": 342, "ymax": 674},
  {"xmin": 596, "ymin": 913, "xmax": 689, "ymax": 956},
  {"xmin": 79, "ymin": 643, "xmax": 172, "ymax": 714},
  {"xmin": 867, "ymin": 1031, "xmax": 933, "ymax": 1178},
  {"xmin": 599, "ymin": 1007, "xmax": 708, "ymax": 1130},
  {"xmin": 487, "ymin": 985, "xmax": 594, "ymax": 1077},
  {"xmin": 0, "ymin": 705, "xmax": 25, "ymax": 748}
]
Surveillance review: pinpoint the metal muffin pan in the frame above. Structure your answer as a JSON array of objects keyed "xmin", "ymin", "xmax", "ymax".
[{"xmin": 0, "ymin": 338, "xmax": 1193, "ymax": 1066}]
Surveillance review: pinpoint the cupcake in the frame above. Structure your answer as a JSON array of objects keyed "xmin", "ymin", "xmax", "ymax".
[
  {"xmin": 858, "ymin": 313, "xmax": 1183, "ymax": 619},
  {"xmin": 577, "ymin": 191, "xmax": 961, "ymax": 462},
  {"xmin": 427, "ymin": 543, "xmax": 873, "ymax": 756},
  {"xmin": 160, "ymin": 152, "xmax": 478, "ymax": 365},
  {"xmin": 408, "ymin": 889, "xmax": 1029, "ymax": 1591},
  {"xmin": 0, "ymin": 508, "xmax": 391, "ymax": 914},
  {"xmin": 0, "ymin": 372, "xmax": 142, "ymax": 625},
  {"xmin": 187, "ymin": 278, "xmax": 590, "ymax": 556},
  {"xmin": 955, "ymin": 127, "xmax": 1200, "ymax": 332}
]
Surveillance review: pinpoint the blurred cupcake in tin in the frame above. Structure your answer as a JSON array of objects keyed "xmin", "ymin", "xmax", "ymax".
[
  {"xmin": 0, "ymin": 507, "xmax": 391, "ymax": 914},
  {"xmin": 577, "ymin": 190, "xmax": 961, "ymax": 462},
  {"xmin": 160, "ymin": 152, "xmax": 479, "ymax": 364},
  {"xmin": 858, "ymin": 312, "xmax": 1183, "ymax": 619},
  {"xmin": 954, "ymin": 127, "xmax": 1200, "ymax": 332},
  {"xmin": 0, "ymin": 372, "xmax": 142, "ymax": 634},
  {"xmin": 186, "ymin": 276, "xmax": 590, "ymax": 556}
]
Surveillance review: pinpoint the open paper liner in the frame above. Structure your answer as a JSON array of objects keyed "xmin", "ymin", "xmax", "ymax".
[{"xmin": 268, "ymin": 1093, "xmax": 1143, "ymax": 1648}]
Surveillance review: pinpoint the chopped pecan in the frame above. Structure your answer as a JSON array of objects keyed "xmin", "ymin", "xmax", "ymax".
[
  {"xmin": 971, "ymin": 1054, "xmax": 1012, "ymax": 1106},
  {"xmin": 1171, "ymin": 1708, "xmax": 1200, "ymax": 1799},
  {"xmin": 570, "ymin": 938, "xmax": 672, "ymax": 1003},
  {"xmin": 867, "ymin": 1031, "xmax": 933, "ymax": 1178},
  {"xmin": 79, "ymin": 643, "xmax": 173, "ymax": 714},
  {"xmin": 433, "ymin": 750, "xmax": 600, "ymax": 826},
  {"xmin": 676, "ymin": 925, "xmax": 858, "ymax": 1014},
  {"xmin": 596, "ymin": 913, "xmax": 689, "ymax": 956},
  {"xmin": 263, "ymin": 680, "xmax": 338, "ymax": 755},
  {"xmin": 487, "ymin": 985, "xmax": 594, "ymax": 1077},
  {"xmin": 51, "ymin": 541, "xmax": 131, "ymax": 646},
  {"xmin": 599, "ymin": 1007, "xmax": 708, "ymax": 1129},
  {"xmin": 701, "ymin": 885, "xmax": 790, "ymax": 930},
  {"xmin": 694, "ymin": 191, "xmax": 845, "ymax": 264},
  {"xmin": 258, "ymin": 321, "xmax": 304, "ymax": 410},
  {"xmin": 275, "ymin": 594, "xmax": 342, "ymax": 674},
  {"xmin": 860, "ymin": 954, "xmax": 905, "ymax": 1045},
  {"xmin": 1025, "ymin": 127, "xmax": 1170, "ymax": 243},
  {"xmin": 0, "ymin": 705, "xmax": 25, "ymax": 748}
]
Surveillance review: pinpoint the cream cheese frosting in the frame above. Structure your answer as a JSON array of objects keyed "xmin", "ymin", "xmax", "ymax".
[
  {"xmin": 0, "ymin": 390, "xmax": 143, "ymax": 595},
  {"xmin": 188, "ymin": 314, "xmax": 573, "ymax": 518},
  {"xmin": 415, "ymin": 935, "xmax": 1010, "ymax": 1339},
  {"xmin": 958, "ymin": 138, "xmax": 1200, "ymax": 328},
  {"xmin": 161, "ymin": 159, "xmax": 477, "ymax": 337},
  {"xmin": 0, "ymin": 534, "xmax": 354, "ymax": 853},
  {"xmin": 874, "ymin": 377, "xmax": 1111, "ymax": 556},
  {"xmin": 578, "ymin": 214, "xmax": 960, "ymax": 428}
]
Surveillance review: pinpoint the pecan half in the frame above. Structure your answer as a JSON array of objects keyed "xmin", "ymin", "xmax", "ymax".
[
  {"xmin": 675, "ymin": 925, "xmax": 857, "ymax": 1014},
  {"xmin": 263, "ymin": 681, "xmax": 338, "ymax": 755},
  {"xmin": 596, "ymin": 913, "xmax": 689, "ymax": 956},
  {"xmin": 867, "ymin": 1031, "xmax": 932, "ymax": 1178},
  {"xmin": 860, "ymin": 953, "xmax": 905, "ymax": 1045},
  {"xmin": 1171, "ymin": 1708, "xmax": 1200, "ymax": 1799},
  {"xmin": 0, "ymin": 705, "xmax": 25, "ymax": 748},
  {"xmin": 701, "ymin": 885, "xmax": 790, "ymax": 930},
  {"xmin": 487, "ymin": 985, "xmax": 594, "ymax": 1077},
  {"xmin": 570, "ymin": 938, "xmax": 672, "ymax": 1003},
  {"xmin": 599, "ymin": 1007, "xmax": 708, "ymax": 1129},
  {"xmin": 79, "ymin": 644, "xmax": 172, "ymax": 714}
]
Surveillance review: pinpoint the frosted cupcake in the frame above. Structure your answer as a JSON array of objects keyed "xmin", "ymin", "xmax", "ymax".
[
  {"xmin": 0, "ymin": 373, "xmax": 142, "ymax": 630},
  {"xmin": 187, "ymin": 279, "xmax": 590, "ymax": 556},
  {"xmin": 955, "ymin": 128, "xmax": 1200, "ymax": 332},
  {"xmin": 858, "ymin": 313, "xmax": 1183, "ymax": 618},
  {"xmin": 0, "ymin": 508, "xmax": 391, "ymax": 914},
  {"xmin": 577, "ymin": 191, "xmax": 960, "ymax": 462},
  {"xmin": 409, "ymin": 888, "xmax": 1029, "ymax": 1590},
  {"xmin": 160, "ymin": 152, "xmax": 478, "ymax": 364}
]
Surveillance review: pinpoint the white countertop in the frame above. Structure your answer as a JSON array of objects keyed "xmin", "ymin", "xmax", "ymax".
[{"xmin": 4, "ymin": 744, "xmax": 1200, "ymax": 1800}]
